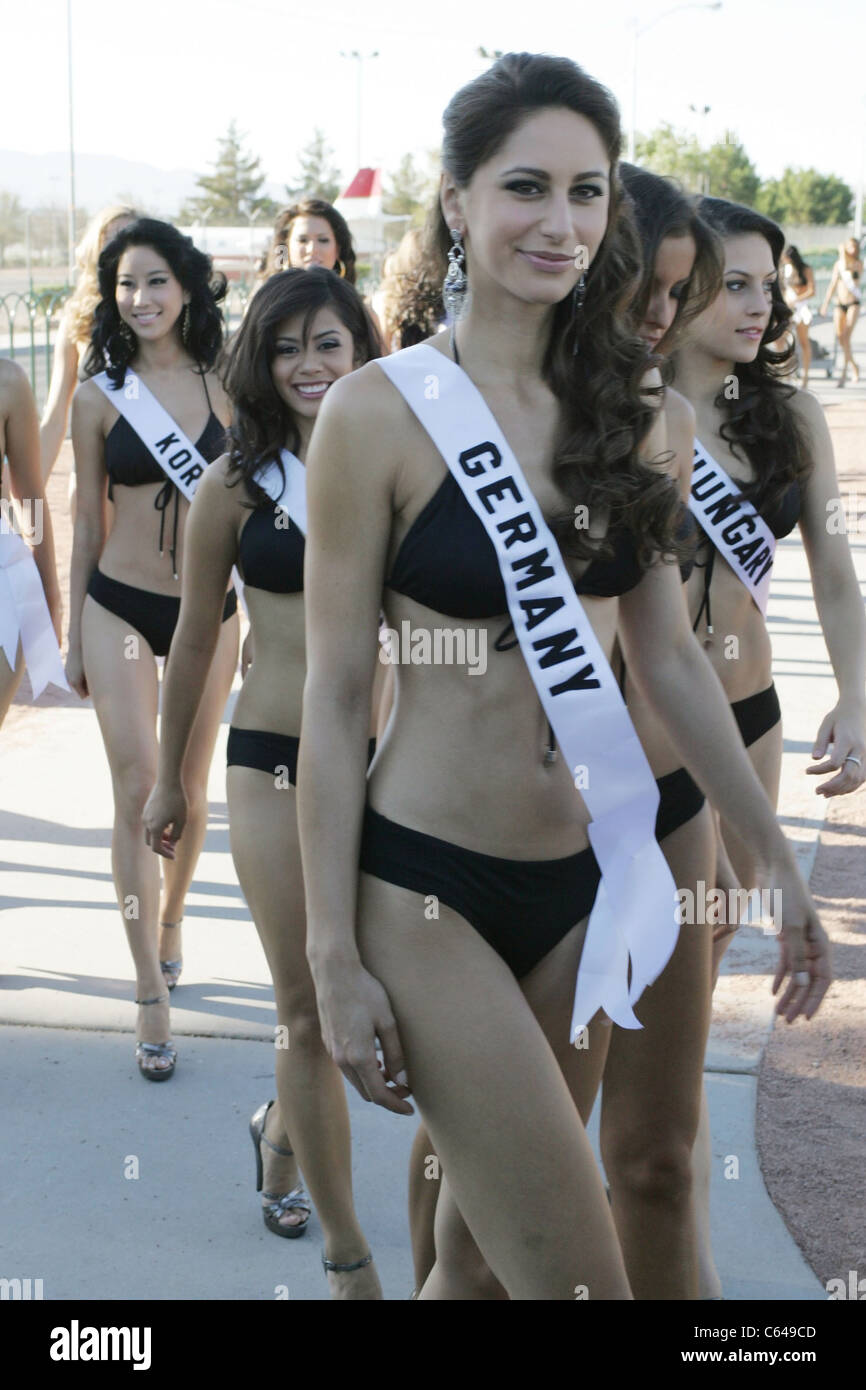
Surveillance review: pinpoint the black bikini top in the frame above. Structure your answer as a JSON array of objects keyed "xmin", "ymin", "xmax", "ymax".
[
  {"xmin": 386, "ymin": 470, "xmax": 649, "ymax": 620},
  {"xmin": 692, "ymin": 478, "xmax": 800, "ymax": 634},
  {"xmin": 238, "ymin": 502, "xmax": 305, "ymax": 594},
  {"xmin": 103, "ymin": 372, "xmax": 226, "ymax": 576},
  {"xmin": 104, "ymin": 410, "xmax": 226, "ymax": 491},
  {"xmin": 758, "ymin": 481, "xmax": 801, "ymax": 540}
]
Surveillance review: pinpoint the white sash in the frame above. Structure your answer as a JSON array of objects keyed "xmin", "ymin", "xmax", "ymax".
[
  {"xmin": 378, "ymin": 344, "xmax": 679, "ymax": 1038},
  {"xmin": 92, "ymin": 370, "xmax": 211, "ymax": 502},
  {"xmin": 688, "ymin": 441, "xmax": 777, "ymax": 615},
  {"xmin": 0, "ymin": 528, "xmax": 69, "ymax": 698},
  {"xmin": 253, "ymin": 449, "xmax": 307, "ymax": 534}
]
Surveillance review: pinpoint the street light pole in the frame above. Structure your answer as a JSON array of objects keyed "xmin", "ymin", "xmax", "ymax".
[
  {"xmin": 628, "ymin": 3, "xmax": 722, "ymax": 162},
  {"xmin": 66, "ymin": 0, "xmax": 76, "ymax": 287},
  {"xmin": 341, "ymin": 50, "xmax": 379, "ymax": 172}
]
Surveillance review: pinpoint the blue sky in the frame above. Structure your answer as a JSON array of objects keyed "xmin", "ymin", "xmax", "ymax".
[{"xmin": 5, "ymin": 0, "xmax": 865, "ymax": 198}]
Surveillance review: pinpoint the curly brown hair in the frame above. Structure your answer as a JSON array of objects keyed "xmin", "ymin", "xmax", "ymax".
[
  {"xmin": 693, "ymin": 197, "xmax": 812, "ymax": 512},
  {"xmin": 429, "ymin": 52, "xmax": 682, "ymax": 567}
]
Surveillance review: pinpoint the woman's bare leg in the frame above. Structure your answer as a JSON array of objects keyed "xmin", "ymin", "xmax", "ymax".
[
  {"xmin": 408, "ymin": 1122, "xmax": 441, "ymax": 1293},
  {"xmin": 694, "ymin": 718, "xmax": 783, "ymax": 1297},
  {"xmin": 228, "ymin": 769, "xmax": 380, "ymax": 1300},
  {"xmin": 600, "ymin": 805, "xmax": 715, "ymax": 1299},
  {"xmin": 81, "ymin": 597, "xmax": 169, "ymax": 1071},
  {"xmin": 158, "ymin": 612, "xmax": 238, "ymax": 968},
  {"xmin": 358, "ymin": 873, "xmax": 631, "ymax": 1301},
  {"xmin": 0, "ymin": 642, "xmax": 25, "ymax": 728}
]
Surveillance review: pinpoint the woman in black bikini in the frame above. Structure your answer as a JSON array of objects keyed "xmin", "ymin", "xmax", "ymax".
[
  {"xmin": 142, "ymin": 268, "xmax": 385, "ymax": 1297},
  {"xmin": 67, "ymin": 218, "xmax": 239, "ymax": 1080},
  {"xmin": 406, "ymin": 165, "xmax": 727, "ymax": 1300},
  {"xmin": 820, "ymin": 236, "xmax": 862, "ymax": 386},
  {"xmin": 674, "ymin": 197, "xmax": 866, "ymax": 1296},
  {"xmin": 297, "ymin": 54, "xmax": 830, "ymax": 1298}
]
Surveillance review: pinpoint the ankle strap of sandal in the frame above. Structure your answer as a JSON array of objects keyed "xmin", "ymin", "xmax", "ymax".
[
  {"xmin": 136, "ymin": 994, "xmax": 170, "ymax": 1006},
  {"xmin": 322, "ymin": 1252, "xmax": 373, "ymax": 1274}
]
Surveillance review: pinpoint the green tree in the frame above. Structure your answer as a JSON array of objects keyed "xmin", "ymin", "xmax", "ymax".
[
  {"xmin": 383, "ymin": 152, "xmax": 439, "ymax": 225},
  {"xmin": 704, "ymin": 132, "xmax": 760, "ymax": 204},
  {"xmin": 285, "ymin": 129, "xmax": 342, "ymax": 204},
  {"xmin": 182, "ymin": 122, "xmax": 277, "ymax": 225},
  {"xmin": 756, "ymin": 167, "xmax": 853, "ymax": 224},
  {"xmin": 0, "ymin": 191, "xmax": 25, "ymax": 267},
  {"xmin": 635, "ymin": 123, "xmax": 703, "ymax": 189},
  {"xmin": 636, "ymin": 123, "xmax": 759, "ymax": 202}
]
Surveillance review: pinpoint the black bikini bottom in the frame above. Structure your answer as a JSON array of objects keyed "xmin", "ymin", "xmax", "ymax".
[
  {"xmin": 356, "ymin": 690, "xmax": 781, "ymax": 979},
  {"xmin": 87, "ymin": 568, "xmax": 237, "ymax": 659},
  {"xmin": 227, "ymin": 727, "xmax": 377, "ymax": 786},
  {"xmin": 655, "ymin": 765, "xmax": 706, "ymax": 842},
  {"xmin": 730, "ymin": 684, "xmax": 781, "ymax": 748},
  {"xmin": 359, "ymin": 805, "xmax": 602, "ymax": 978},
  {"xmin": 358, "ymin": 762, "xmax": 716, "ymax": 979}
]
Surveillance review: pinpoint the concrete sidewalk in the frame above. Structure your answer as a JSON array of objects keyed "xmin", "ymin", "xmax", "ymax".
[{"xmin": 1, "ymin": 318, "xmax": 864, "ymax": 1301}]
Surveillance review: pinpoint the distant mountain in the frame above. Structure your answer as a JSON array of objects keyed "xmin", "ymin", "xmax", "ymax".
[{"xmin": 0, "ymin": 150, "xmax": 285, "ymax": 216}]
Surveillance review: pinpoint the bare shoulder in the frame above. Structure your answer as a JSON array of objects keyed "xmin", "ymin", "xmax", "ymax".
[
  {"xmin": 316, "ymin": 356, "xmax": 415, "ymax": 467},
  {"xmin": 198, "ymin": 450, "xmax": 241, "ymax": 503},
  {"xmin": 663, "ymin": 385, "xmax": 696, "ymax": 434},
  {"xmin": 787, "ymin": 385, "xmax": 830, "ymax": 454},
  {"xmin": 0, "ymin": 358, "xmax": 34, "ymax": 414},
  {"xmin": 72, "ymin": 375, "xmax": 112, "ymax": 429}
]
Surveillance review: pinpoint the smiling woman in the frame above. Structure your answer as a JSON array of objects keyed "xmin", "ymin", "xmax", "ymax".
[
  {"xmin": 295, "ymin": 52, "xmax": 829, "ymax": 1302},
  {"xmin": 66, "ymin": 218, "xmax": 238, "ymax": 1082},
  {"xmin": 140, "ymin": 268, "xmax": 386, "ymax": 1297}
]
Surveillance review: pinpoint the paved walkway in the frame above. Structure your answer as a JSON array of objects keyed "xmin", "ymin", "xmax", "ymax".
[{"xmin": 1, "ymin": 312, "xmax": 863, "ymax": 1300}]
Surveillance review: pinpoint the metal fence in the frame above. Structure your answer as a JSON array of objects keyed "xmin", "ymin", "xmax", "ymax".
[{"xmin": 0, "ymin": 290, "xmax": 69, "ymax": 412}]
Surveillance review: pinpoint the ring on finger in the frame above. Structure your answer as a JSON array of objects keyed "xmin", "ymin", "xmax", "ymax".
[{"xmin": 843, "ymin": 754, "xmax": 862, "ymax": 768}]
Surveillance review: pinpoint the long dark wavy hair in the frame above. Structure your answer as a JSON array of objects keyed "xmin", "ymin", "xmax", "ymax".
[
  {"xmin": 84, "ymin": 218, "xmax": 226, "ymax": 386},
  {"xmin": 425, "ymin": 51, "xmax": 683, "ymax": 565},
  {"xmin": 619, "ymin": 163, "xmax": 723, "ymax": 346},
  {"xmin": 693, "ymin": 198, "xmax": 812, "ymax": 508},
  {"xmin": 222, "ymin": 268, "xmax": 380, "ymax": 506},
  {"xmin": 785, "ymin": 243, "xmax": 810, "ymax": 288},
  {"xmin": 262, "ymin": 199, "xmax": 356, "ymax": 284}
]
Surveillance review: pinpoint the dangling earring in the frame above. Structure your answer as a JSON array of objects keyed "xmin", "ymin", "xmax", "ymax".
[
  {"xmin": 334, "ymin": 259, "xmax": 346, "ymax": 279},
  {"xmin": 443, "ymin": 227, "xmax": 467, "ymax": 320},
  {"xmin": 571, "ymin": 272, "xmax": 587, "ymax": 357},
  {"xmin": 119, "ymin": 320, "xmax": 136, "ymax": 353},
  {"xmin": 181, "ymin": 303, "xmax": 191, "ymax": 347}
]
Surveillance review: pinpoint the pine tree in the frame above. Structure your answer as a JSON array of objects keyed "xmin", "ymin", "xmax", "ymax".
[
  {"xmin": 285, "ymin": 129, "xmax": 343, "ymax": 204},
  {"xmin": 182, "ymin": 123, "xmax": 277, "ymax": 225},
  {"xmin": 383, "ymin": 153, "xmax": 439, "ymax": 224}
]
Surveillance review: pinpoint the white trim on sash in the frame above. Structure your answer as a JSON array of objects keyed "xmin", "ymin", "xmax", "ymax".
[
  {"xmin": 377, "ymin": 343, "xmax": 679, "ymax": 1039},
  {"xmin": 254, "ymin": 450, "xmax": 307, "ymax": 535},
  {"xmin": 689, "ymin": 441, "xmax": 777, "ymax": 615},
  {"xmin": 92, "ymin": 369, "xmax": 212, "ymax": 504},
  {"xmin": 0, "ymin": 528, "xmax": 69, "ymax": 698}
]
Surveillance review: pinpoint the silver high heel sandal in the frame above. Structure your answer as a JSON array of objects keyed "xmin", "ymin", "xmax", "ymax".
[
  {"xmin": 135, "ymin": 993, "xmax": 177, "ymax": 1082},
  {"xmin": 249, "ymin": 1100, "xmax": 312, "ymax": 1239}
]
